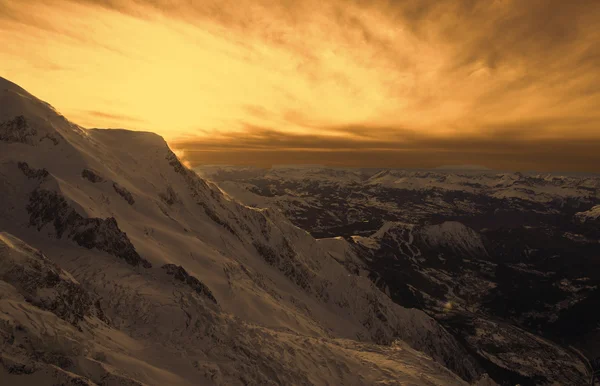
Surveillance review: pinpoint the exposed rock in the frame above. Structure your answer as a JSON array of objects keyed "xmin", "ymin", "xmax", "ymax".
[
  {"xmin": 39, "ymin": 132, "xmax": 61, "ymax": 146},
  {"xmin": 198, "ymin": 202, "xmax": 236, "ymax": 235},
  {"xmin": 253, "ymin": 241, "xmax": 313, "ymax": 292},
  {"xmin": 26, "ymin": 189, "xmax": 151, "ymax": 268},
  {"xmin": 164, "ymin": 149, "xmax": 245, "ymax": 239},
  {"xmin": 162, "ymin": 264, "xmax": 217, "ymax": 304},
  {"xmin": 17, "ymin": 162, "xmax": 49, "ymax": 180},
  {"xmin": 0, "ymin": 115, "xmax": 36, "ymax": 144},
  {"xmin": 81, "ymin": 169, "xmax": 104, "ymax": 183},
  {"xmin": 71, "ymin": 217, "xmax": 151, "ymax": 268},
  {"xmin": 112, "ymin": 182, "xmax": 135, "ymax": 205},
  {"xmin": 0, "ymin": 232, "xmax": 107, "ymax": 326},
  {"xmin": 166, "ymin": 149, "xmax": 187, "ymax": 176},
  {"xmin": 158, "ymin": 185, "xmax": 180, "ymax": 206},
  {"xmin": 0, "ymin": 355, "xmax": 36, "ymax": 375}
]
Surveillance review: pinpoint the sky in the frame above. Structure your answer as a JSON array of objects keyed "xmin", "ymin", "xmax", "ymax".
[{"xmin": 1, "ymin": 0, "xmax": 599, "ymax": 171}]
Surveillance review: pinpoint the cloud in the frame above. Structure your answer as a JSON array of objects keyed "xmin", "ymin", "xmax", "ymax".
[
  {"xmin": 85, "ymin": 110, "xmax": 146, "ymax": 123},
  {"xmin": 171, "ymin": 123, "xmax": 600, "ymax": 172},
  {"xmin": 0, "ymin": 0, "xmax": 598, "ymax": 171}
]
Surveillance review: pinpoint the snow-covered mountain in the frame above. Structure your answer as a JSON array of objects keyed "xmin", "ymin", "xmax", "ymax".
[
  {"xmin": 575, "ymin": 205, "xmax": 600, "ymax": 223},
  {"xmin": 198, "ymin": 166, "xmax": 600, "ymax": 239},
  {"xmin": 198, "ymin": 165, "xmax": 600, "ymax": 385},
  {"xmin": 330, "ymin": 222, "xmax": 593, "ymax": 385},
  {"xmin": 0, "ymin": 77, "xmax": 496, "ymax": 385}
]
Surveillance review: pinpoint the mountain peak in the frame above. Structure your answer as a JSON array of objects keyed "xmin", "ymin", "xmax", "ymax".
[
  {"xmin": 0, "ymin": 77, "xmax": 169, "ymax": 151},
  {"xmin": 0, "ymin": 77, "xmax": 64, "ymax": 136},
  {"xmin": 87, "ymin": 127, "xmax": 167, "ymax": 147},
  {"xmin": 0, "ymin": 76, "xmax": 57, "ymax": 112},
  {"xmin": 0, "ymin": 76, "xmax": 27, "ymax": 92}
]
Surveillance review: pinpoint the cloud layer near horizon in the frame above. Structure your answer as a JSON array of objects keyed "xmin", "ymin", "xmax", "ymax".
[{"xmin": 1, "ymin": 0, "xmax": 599, "ymax": 171}]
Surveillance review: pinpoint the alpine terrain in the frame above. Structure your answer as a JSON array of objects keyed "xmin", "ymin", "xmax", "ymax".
[
  {"xmin": 196, "ymin": 165, "xmax": 600, "ymax": 385},
  {"xmin": 0, "ymin": 77, "xmax": 511, "ymax": 385}
]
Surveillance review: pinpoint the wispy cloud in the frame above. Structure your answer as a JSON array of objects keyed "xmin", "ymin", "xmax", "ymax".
[
  {"xmin": 0, "ymin": 0, "xmax": 598, "ymax": 170},
  {"xmin": 172, "ymin": 122, "xmax": 600, "ymax": 172},
  {"xmin": 85, "ymin": 110, "xmax": 146, "ymax": 123}
]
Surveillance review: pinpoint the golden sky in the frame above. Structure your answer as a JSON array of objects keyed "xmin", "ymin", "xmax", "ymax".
[{"xmin": 1, "ymin": 0, "xmax": 599, "ymax": 171}]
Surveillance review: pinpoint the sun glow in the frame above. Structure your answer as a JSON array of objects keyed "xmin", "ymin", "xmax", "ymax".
[{"xmin": 1, "ymin": 0, "xmax": 599, "ymax": 171}]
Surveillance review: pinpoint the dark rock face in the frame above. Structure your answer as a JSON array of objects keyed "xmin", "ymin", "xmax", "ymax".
[
  {"xmin": 0, "ymin": 116, "xmax": 36, "ymax": 144},
  {"xmin": 159, "ymin": 185, "xmax": 180, "ymax": 206},
  {"xmin": 26, "ymin": 188, "xmax": 151, "ymax": 268},
  {"xmin": 198, "ymin": 202, "xmax": 236, "ymax": 235},
  {"xmin": 162, "ymin": 264, "xmax": 217, "ymax": 304},
  {"xmin": 0, "ymin": 235, "xmax": 107, "ymax": 326},
  {"xmin": 8, "ymin": 267, "xmax": 101, "ymax": 327},
  {"xmin": 166, "ymin": 149, "xmax": 187, "ymax": 176},
  {"xmin": 81, "ymin": 169, "xmax": 104, "ymax": 183},
  {"xmin": 71, "ymin": 217, "xmax": 151, "ymax": 268},
  {"xmin": 0, "ymin": 356, "xmax": 35, "ymax": 375},
  {"xmin": 18, "ymin": 162, "xmax": 49, "ymax": 180},
  {"xmin": 112, "ymin": 182, "xmax": 135, "ymax": 205},
  {"xmin": 252, "ymin": 241, "xmax": 313, "ymax": 292},
  {"xmin": 165, "ymin": 149, "xmax": 239, "ymax": 237},
  {"xmin": 39, "ymin": 132, "xmax": 61, "ymax": 146}
]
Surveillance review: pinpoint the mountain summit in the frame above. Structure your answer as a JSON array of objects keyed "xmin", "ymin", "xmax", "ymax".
[{"xmin": 0, "ymin": 77, "xmax": 493, "ymax": 385}]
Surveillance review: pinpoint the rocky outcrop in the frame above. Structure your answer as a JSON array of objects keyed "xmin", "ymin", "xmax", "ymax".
[
  {"xmin": 0, "ymin": 116, "xmax": 36, "ymax": 144},
  {"xmin": 166, "ymin": 149, "xmax": 188, "ymax": 177},
  {"xmin": 26, "ymin": 189, "xmax": 151, "ymax": 268},
  {"xmin": 112, "ymin": 182, "xmax": 135, "ymax": 205},
  {"xmin": 81, "ymin": 169, "xmax": 104, "ymax": 183},
  {"xmin": 0, "ymin": 232, "xmax": 107, "ymax": 326},
  {"xmin": 17, "ymin": 162, "xmax": 49, "ymax": 180},
  {"xmin": 162, "ymin": 264, "xmax": 217, "ymax": 304},
  {"xmin": 253, "ymin": 241, "xmax": 314, "ymax": 292},
  {"xmin": 39, "ymin": 132, "xmax": 62, "ymax": 145},
  {"xmin": 198, "ymin": 202, "xmax": 236, "ymax": 235},
  {"xmin": 158, "ymin": 185, "xmax": 180, "ymax": 206}
]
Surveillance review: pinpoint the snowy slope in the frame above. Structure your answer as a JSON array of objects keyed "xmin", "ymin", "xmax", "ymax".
[
  {"xmin": 0, "ymin": 232, "xmax": 473, "ymax": 386},
  {"xmin": 198, "ymin": 164, "xmax": 597, "ymax": 385},
  {"xmin": 575, "ymin": 205, "xmax": 600, "ymax": 223},
  {"xmin": 366, "ymin": 170, "xmax": 600, "ymax": 204},
  {"xmin": 0, "ymin": 77, "xmax": 487, "ymax": 385},
  {"xmin": 330, "ymin": 222, "xmax": 592, "ymax": 385}
]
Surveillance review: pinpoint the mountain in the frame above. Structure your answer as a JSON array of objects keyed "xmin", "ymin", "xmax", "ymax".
[
  {"xmin": 197, "ymin": 164, "xmax": 600, "ymax": 385},
  {"xmin": 198, "ymin": 166, "xmax": 600, "ymax": 238},
  {"xmin": 575, "ymin": 204, "xmax": 600, "ymax": 224},
  {"xmin": 0, "ymin": 76, "xmax": 495, "ymax": 385}
]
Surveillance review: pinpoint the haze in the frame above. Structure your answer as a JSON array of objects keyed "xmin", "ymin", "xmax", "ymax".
[{"xmin": 1, "ymin": 0, "xmax": 599, "ymax": 171}]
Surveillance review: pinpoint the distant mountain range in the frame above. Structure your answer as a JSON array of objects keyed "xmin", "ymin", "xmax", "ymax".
[{"xmin": 198, "ymin": 164, "xmax": 600, "ymax": 385}]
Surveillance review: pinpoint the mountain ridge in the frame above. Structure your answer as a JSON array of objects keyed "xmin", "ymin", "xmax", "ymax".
[
  {"xmin": 0, "ymin": 76, "xmax": 490, "ymax": 385},
  {"xmin": 197, "ymin": 164, "xmax": 599, "ymax": 385}
]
